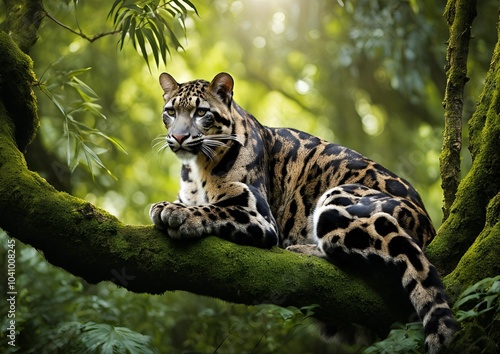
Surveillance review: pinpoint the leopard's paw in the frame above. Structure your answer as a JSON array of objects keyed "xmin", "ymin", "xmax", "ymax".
[
  {"xmin": 150, "ymin": 202, "xmax": 206, "ymax": 239},
  {"xmin": 150, "ymin": 202, "xmax": 189, "ymax": 236}
]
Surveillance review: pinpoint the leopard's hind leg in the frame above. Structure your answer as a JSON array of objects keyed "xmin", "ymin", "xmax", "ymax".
[{"xmin": 298, "ymin": 184, "xmax": 458, "ymax": 353}]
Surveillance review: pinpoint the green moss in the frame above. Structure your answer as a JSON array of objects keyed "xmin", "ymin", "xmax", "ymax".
[
  {"xmin": 444, "ymin": 196, "xmax": 500, "ymax": 299},
  {"xmin": 0, "ymin": 0, "xmax": 44, "ymax": 54},
  {"xmin": 485, "ymin": 193, "xmax": 500, "ymax": 226},
  {"xmin": 428, "ymin": 160, "xmax": 489, "ymax": 274},
  {"xmin": 0, "ymin": 31, "xmax": 39, "ymax": 152}
]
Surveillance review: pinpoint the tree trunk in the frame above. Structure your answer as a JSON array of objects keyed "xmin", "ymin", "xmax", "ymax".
[
  {"xmin": 439, "ymin": 0, "xmax": 477, "ymax": 221},
  {"xmin": 427, "ymin": 9, "xmax": 500, "ymax": 300}
]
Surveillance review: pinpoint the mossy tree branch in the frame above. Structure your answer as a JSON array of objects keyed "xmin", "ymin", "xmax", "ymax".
[
  {"xmin": 0, "ymin": 30, "xmax": 415, "ymax": 338},
  {"xmin": 439, "ymin": 0, "xmax": 477, "ymax": 221}
]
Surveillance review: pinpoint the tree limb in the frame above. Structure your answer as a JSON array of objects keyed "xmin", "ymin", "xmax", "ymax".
[{"xmin": 439, "ymin": 0, "xmax": 477, "ymax": 221}]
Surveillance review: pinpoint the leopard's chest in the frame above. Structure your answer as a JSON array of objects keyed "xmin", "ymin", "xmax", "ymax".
[{"xmin": 178, "ymin": 162, "xmax": 208, "ymax": 205}]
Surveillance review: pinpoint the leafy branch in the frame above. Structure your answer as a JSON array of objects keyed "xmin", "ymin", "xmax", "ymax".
[
  {"xmin": 44, "ymin": 0, "xmax": 198, "ymax": 68},
  {"xmin": 454, "ymin": 276, "xmax": 500, "ymax": 325},
  {"xmin": 35, "ymin": 65, "xmax": 126, "ymax": 178},
  {"xmin": 108, "ymin": 0, "xmax": 198, "ymax": 68}
]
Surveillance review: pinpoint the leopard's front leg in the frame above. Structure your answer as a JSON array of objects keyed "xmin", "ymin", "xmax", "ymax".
[{"xmin": 150, "ymin": 182, "xmax": 279, "ymax": 248}]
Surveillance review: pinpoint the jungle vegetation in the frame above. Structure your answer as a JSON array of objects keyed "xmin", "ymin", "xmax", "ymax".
[{"xmin": 0, "ymin": 0, "xmax": 499, "ymax": 353}]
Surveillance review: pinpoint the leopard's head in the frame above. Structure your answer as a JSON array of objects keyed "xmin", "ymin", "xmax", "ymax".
[{"xmin": 155, "ymin": 72, "xmax": 242, "ymax": 162}]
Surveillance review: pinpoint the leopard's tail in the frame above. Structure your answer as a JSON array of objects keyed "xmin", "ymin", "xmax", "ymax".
[
  {"xmin": 402, "ymin": 262, "xmax": 459, "ymax": 354},
  {"xmin": 364, "ymin": 211, "xmax": 459, "ymax": 353},
  {"xmin": 321, "ymin": 227, "xmax": 459, "ymax": 353}
]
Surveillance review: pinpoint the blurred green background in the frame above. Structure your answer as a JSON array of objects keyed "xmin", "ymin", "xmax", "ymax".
[{"xmin": 1, "ymin": 0, "xmax": 497, "ymax": 352}]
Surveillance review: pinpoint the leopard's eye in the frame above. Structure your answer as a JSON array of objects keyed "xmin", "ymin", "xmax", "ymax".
[
  {"xmin": 165, "ymin": 108, "xmax": 176, "ymax": 116},
  {"xmin": 195, "ymin": 108, "xmax": 208, "ymax": 117}
]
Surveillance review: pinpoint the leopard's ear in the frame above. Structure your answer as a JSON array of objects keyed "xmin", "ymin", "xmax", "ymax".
[
  {"xmin": 209, "ymin": 72, "xmax": 234, "ymax": 107},
  {"xmin": 159, "ymin": 73, "xmax": 179, "ymax": 101}
]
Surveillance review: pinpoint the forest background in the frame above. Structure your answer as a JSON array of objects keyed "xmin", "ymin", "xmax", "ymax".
[{"xmin": 0, "ymin": 0, "xmax": 499, "ymax": 353}]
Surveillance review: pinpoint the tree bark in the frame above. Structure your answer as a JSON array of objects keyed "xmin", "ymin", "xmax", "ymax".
[
  {"xmin": 427, "ymin": 9, "xmax": 500, "ymax": 299},
  {"xmin": 439, "ymin": 0, "xmax": 477, "ymax": 221}
]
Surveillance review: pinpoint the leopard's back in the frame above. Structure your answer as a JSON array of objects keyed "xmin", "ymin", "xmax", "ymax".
[{"xmin": 264, "ymin": 127, "xmax": 435, "ymax": 248}]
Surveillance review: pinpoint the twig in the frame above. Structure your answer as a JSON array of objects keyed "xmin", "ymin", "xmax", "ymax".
[{"xmin": 44, "ymin": 11, "xmax": 121, "ymax": 43}]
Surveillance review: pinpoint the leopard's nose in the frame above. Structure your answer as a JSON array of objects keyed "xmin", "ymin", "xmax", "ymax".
[{"xmin": 172, "ymin": 134, "xmax": 189, "ymax": 145}]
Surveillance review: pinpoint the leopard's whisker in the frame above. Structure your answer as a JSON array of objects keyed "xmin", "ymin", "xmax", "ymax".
[
  {"xmin": 200, "ymin": 144, "xmax": 217, "ymax": 161},
  {"xmin": 204, "ymin": 134, "xmax": 244, "ymax": 145},
  {"xmin": 152, "ymin": 135, "xmax": 170, "ymax": 155},
  {"xmin": 203, "ymin": 139, "xmax": 227, "ymax": 148}
]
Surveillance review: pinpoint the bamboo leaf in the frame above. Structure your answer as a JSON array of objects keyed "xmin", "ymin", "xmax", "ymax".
[
  {"xmin": 181, "ymin": 0, "xmax": 199, "ymax": 16},
  {"xmin": 149, "ymin": 17, "xmax": 170, "ymax": 63},
  {"xmin": 65, "ymin": 67, "xmax": 92, "ymax": 78},
  {"xmin": 119, "ymin": 13, "xmax": 133, "ymax": 50},
  {"xmin": 128, "ymin": 17, "xmax": 137, "ymax": 48},
  {"xmin": 142, "ymin": 27, "xmax": 160, "ymax": 67},
  {"xmin": 94, "ymin": 131, "xmax": 128, "ymax": 154},
  {"xmin": 172, "ymin": 0, "xmax": 188, "ymax": 16},
  {"xmin": 81, "ymin": 142, "xmax": 116, "ymax": 179},
  {"xmin": 107, "ymin": 0, "xmax": 124, "ymax": 20},
  {"xmin": 134, "ymin": 28, "xmax": 150, "ymax": 69}
]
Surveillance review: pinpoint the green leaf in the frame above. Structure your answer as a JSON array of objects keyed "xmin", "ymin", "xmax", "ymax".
[
  {"xmin": 80, "ymin": 142, "xmax": 111, "ymax": 179},
  {"xmin": 119, "ymin": 14, "xmax": 133, "ymax": 50},
  {"xmin": 79, "ymin": 322, "xmax": 157, "ymax": 354},
  {"xmin": 142, "ymin": 27, "xmax": 160, "ymax": 67},
  {"xmin": 454, "ymin": 293, "xmax": 483, "ymax": 309},
  {"xmin": 134, "ymin": 28, "xmax": 150, "ymax": 70},
  {"xmin": 107, "ymin": 0, "xmax": 124, "ymax": 20},
  {"xmin": 172, "ymin": 0, "xmax": 188, "ymax": 16},
  {"xmin": 150, "ymin": 16, "xmax": 170, "ymax": 59},
  {"xmin": 65, "ymin": 67, "xmax": 92, "ymax": 78},
  {"xmin": 68, "ymin": 77, "xmax": 99, "ymax": 102},
  {"xmin": 454, "ymin": 276, "xmax": 500, "ymax": 322},
  {"xmin": 49, "ymin": 94, "xmax": 68, "ymax": 116},
  {"xmin": 36, "ymin": 63, "xmax": 126, "ymax": 179},
  {"xmin": 180, "ymin": 0, "xmax": 199, "ymax": 16}
]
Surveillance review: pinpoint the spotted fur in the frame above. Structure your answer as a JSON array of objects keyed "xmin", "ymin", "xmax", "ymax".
[{"xmin": 150, "ymin": 72, "xmax": 458, "ymax": 353}]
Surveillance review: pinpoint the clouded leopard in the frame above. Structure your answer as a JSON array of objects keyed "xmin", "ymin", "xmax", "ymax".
[{"xmin": 150, "ymin": 72, "xmax": 458, "ymax": 353}]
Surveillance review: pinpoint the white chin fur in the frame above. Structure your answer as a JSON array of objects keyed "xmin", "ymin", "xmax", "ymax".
[{"xmin": 174, "ymin": 150, "xmax": 197, "ymax": 162}]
